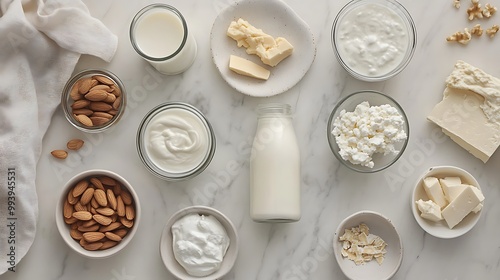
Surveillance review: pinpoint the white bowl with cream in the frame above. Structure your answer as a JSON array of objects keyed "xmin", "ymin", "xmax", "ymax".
[
  {"xmin": 136, "ymin": 102, "xmax": 216, "ymax": 181},
  {"xmin": 331, "ymin": 0, "xmax": 417, "ymax": 81},
  {"xmin": 160, "ymin": 206, "xmax": 239, "ymax": 280}
]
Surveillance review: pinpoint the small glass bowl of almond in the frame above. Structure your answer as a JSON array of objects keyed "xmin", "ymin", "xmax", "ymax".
[
  {"xmin": 61, "ymin": 69, "xmax": 126, "ymax": 133},
  {"xmin": 55, "ymin": 169, "xmax": 140, "ymax": 258}
]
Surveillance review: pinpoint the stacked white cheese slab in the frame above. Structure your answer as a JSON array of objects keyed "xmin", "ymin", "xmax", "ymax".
[{"xmin": 415, "ymin": 176, "xmax": 484, "ymax": 229}]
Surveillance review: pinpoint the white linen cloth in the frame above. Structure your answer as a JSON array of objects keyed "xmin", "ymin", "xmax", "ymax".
[{"xmin": 0, "ymin": 0, "xmax": 117, "ymax": 274}]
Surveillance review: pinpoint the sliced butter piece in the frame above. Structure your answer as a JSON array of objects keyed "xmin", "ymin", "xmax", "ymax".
[
  {"xmin": 422, "ymin": 177, "xmax": 447, "ymax": 208},
  {"xmin": 441, "ymin": 186, "xmax": 483, "ymax": 229},
  {"xmin": 229, "ymin": 55, "xmax": 270, "ymax": 80}
]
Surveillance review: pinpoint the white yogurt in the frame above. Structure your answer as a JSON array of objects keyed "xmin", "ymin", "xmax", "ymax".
[
  {"xmin": 145, "ymin": 108, "xmax": 208, "ymax": 173},
  {"xmin": 336, "ymin": 3, "xmax": 409, "ymax": 77},
  {"xmin": 171, "ymin": 214, "xmax": 230, "ymax": 277},
  {"xmin": 130, "ymin": 5, "xmax": 197, "ymax": 75}
]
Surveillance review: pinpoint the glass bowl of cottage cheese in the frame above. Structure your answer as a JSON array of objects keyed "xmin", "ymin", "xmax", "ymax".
[
  {"xmin": 331, "ymin": 0, "xmax": 417, "ymax": 82},
  {"xmin": 327, "ymin": 90, "xmax": 409, "ymax": 173}
]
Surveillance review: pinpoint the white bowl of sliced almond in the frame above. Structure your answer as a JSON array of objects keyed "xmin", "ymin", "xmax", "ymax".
[
  {"xmin": 55, "ymin": 169, "xmax": 140, "ymax": 258},
  {"xmin": 411, "ymin": 166, "xmax": 484, "ymax": 239}
]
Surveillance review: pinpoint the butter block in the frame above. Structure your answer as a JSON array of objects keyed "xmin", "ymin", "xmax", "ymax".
[
  {"xmin": 441, "ymin": 186, "xmax": 483, "ymax": 229},
  {"xmin": 229, "ymin": 55, "xmax": 270, "ymax": 80},
  {"xmin": 415, "ymin": 199, "xmax": 443, "ymax": 222},
  {"xmin": 422, "ymin": 177, "xmax": 447, "ymax": 208},
  {"xmin": 227, "ymin": 18, "xmax": 294, "ymax": 67},
  {"xmin": 427, "ymin": 61, "xmax": 500, "ymax": 163}
]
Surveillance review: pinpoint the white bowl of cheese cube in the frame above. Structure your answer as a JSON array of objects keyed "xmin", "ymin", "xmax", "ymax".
[{"xmin": 411, "ymin": 166, "xmax": 484, "ymax": 239}]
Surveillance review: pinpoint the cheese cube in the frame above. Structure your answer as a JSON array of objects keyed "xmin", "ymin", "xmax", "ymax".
[
  {"xmin": 441, "ymin": 186, "xmax": 484, "ymax": 229},
  {"xmin": 440, "ymin": 180, "xmax": 467, "ymax": 203},
  {"xmin": 229, "ymin": 55, "xmax": 270, "ymax": 80},
  {"xmin": 415, "ymin": 199, "xmax": 443, "ymax": 222},
  {"xmin": 422, "ymin": 177, "xmax": 447, "ymax": 208}
]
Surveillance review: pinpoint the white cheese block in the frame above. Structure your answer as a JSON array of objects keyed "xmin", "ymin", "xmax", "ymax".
[
  {"xmin": 257, "ymin": 37, "xmax": 294, "ymax": 67},
  {"xmin": 427, "ymin": 61, "xmax": 500, "ymax": 163},
  {"xmin": 415, "ymin": 199, "xmax": 444, "ymax": 222},
  {"xmin": 441, "ymin": 186, "xmax": 483, "ymax": 229},
  {"xmin": 439, "ymin": 178, "xmax": 463, "ymax": 202},
  {"xmin": 422, "ymin": 177, "xmax": 447, "ymax": 208},
  {"xmin": 229, "ymin": 55, "xmax": 270, "ymax": 80}
]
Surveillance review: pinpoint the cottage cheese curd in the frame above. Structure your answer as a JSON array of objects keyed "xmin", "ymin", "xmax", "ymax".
[
  {"xmin": 332, "ymin": 101, "xmax": 407, "ymax": 168},
  {"xmin": 335, "ymin": 3, "xmax": 409, "ymax": 77},
  {"xmin": 171, "ymin": 214, "xmax": 230, "ymax": 277}
]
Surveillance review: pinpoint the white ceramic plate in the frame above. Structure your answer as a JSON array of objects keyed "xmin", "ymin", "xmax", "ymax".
[
  {"xmin": 333, "ymin": 211, "xmax": 403, "ymax": 280},
  {"xmin": 411, "ymin": 166, "xmax": 482, "ymax": 239},
  {"xmin": 210, "ymin": 0, "xmax": 316, "ymax": 97}
]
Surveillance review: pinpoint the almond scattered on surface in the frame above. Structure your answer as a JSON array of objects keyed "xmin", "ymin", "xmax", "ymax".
[
  {"xmin": 67, "ymin": 139, "xmax": 84, "ymax": 151},
  {"xmin": 51, "ymin": 150, "xmax": 68, "ymax": 159}
]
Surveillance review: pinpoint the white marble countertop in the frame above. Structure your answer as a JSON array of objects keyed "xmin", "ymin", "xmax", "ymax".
[{"xmin": 5, "ymin": 0, "xmax": 500, "ymax": 279}]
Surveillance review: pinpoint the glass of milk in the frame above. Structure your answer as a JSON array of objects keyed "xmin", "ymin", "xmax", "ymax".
[{"xmin": 130, "ymin": 4, "xmax": 197, "ymax": 75}]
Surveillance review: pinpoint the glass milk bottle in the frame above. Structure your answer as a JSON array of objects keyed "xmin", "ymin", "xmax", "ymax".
[{"xmin": 250, "ymin": 103, "xmax": 301, "ymax": 223}]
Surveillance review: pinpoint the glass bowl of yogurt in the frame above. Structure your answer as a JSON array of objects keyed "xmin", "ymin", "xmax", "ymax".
[
  {"xmin": 331, "ymin": 0, "xmax": 417, "ymax": 82},
  {"xmin": 136, "ymin": 102, "xmax": 216, "ymax": 181},
  {"xmin": 327, "ymin": 90, "xmax": 409, "ymax": 173},
  {"xmin": 160, "ymin": 206, "xmax": 239, "ymax": 279}
]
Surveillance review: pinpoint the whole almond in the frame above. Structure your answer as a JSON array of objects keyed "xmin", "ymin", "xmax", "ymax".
[
  {"xmin": 70, "ymin": 229, "xmax": 83, "ymax": 240},
  {"xmin": 72, "ymin": 108, "xmax": 93, "ymax": 116},
  {"xmin": 70, "ymin": 82, "xmax": 83, "ymax": 101},
  {"xmin": 96, "ymin": 207, "xmax": 114, "ymax": 216},
  {"xmin": 125, "ymin": 205, "xmax": 135, "ymax": 220},
  {"xmin": 63, "ymin": 200, "xmax": 74, "ymax": 219},
  {"xmin": 90, "ymin": 117, "xmax": 110, "ymax": 126},
  {"xmin": 92, "ymin": 75, "xmax": 114, "ymax": 85},
  {"xmin": 94, "ymin": 189, "xmax": 108, "ymax": 207},
  {"xmin": 74, "ymin": 201, "xmax": 87, "ymax": 212},
  {"xmin": 112, "ymin": 96, "xmax": 121, "ymax": 110},
  {"xmin": 100, "ymin": 240, "xmax": 118, "ymax": 250},
  {"xmin": 80, "ymin": 188, "xmax": 95, "ymax": 205},
  {"xmin": 92, "ymin": 112, "xmax": 113, "ymax": 120},
  {"xmin": 104, "ymin": 232, "xmax": 122, "ymax": 242},
  {"xmin": 116, "ymin": 196, "xmax": 125, "ymax": 217},
  {"xmin": 64, "ymin": 216, "xmax": 78, "ymax": 225},
  {"xmin": 120, "ymin": 217, "xmax": 134, "ymax": 228},
  {"xmin": 120, "ymin": 191, "xmax": 133, "ymax": 205},
  {"xmin": 83, "ymin": 242, "xmax": 103, "ymax": 251},
  {"xmin": 89, "ymin": 101, "xmax": 112, "ymax": 112},
  {"xmin": 113, "ymin": 229, "xmax": 128, "ymax": 238},
  {"xmin": 112, "ymin": 184, "xmax": 122, "ymax": 195},
  {"xmin": 51, "ymin": 150, "xmax": 68, "ymax": 159},
  {"xmin": 100, "ymin": 176, "xmax": 116, "ymax": 186},
  {"xmin": 110, "ymin": 84, "xmax": 121, "ymax": 97},
  {"xmin": 107, "ymin": 189, "xmax": 117, "ymax": 210},
  {"xmin": 85, "ymin": 89, "xmax": 109, "ymax": 101},
  {"xmin": 79, "ymin": 238, "xmax": 88, "ymax": 247},
  {"xmin": 71, "ymin": 99, "xmax": 91, "ymax": 109},
  {"xmin": 67, "ymin": 190, "xmax": 78, "ymax": 205},
  {"xmin": 93, "ymin": 214, "xmax": 112, "ymax": 226},
  {"xmin": 99, "ymin": 222, "xmax": 122, "ymax": 232},
  {"xmin": 78, "ymin": 78, "xmax": 94, "ymax": 94},
  {"xmin": 83, "ymin": 232, "xmax": 105, "ymax": 242},
  {"xmin": 108, "ymin": 109, "xmax": 118, "ymax": 116},
  {"xmin": 104, "ymin": 93, "xmax": 116, "ymax": 103},
  {"xmin": 72, "ymin": 180, "xmax": 88, "ymax": 197},
  {"xmin": 67, "ymin": 139, "xmax": 84, "ymax": 151},
  {"xmin": 90, "ymin": 197, "xmax": 99, "ymax": 209},
  {"xmin": 82, "ymin": 219, "xmax": 97, "ymax": 228},
  {"xmin": 75, "ymin": 114, "xmax": 93, "ymax": 127},
  {"xmin": 78, "ymin": 224, "xmax": 100, "ymax": 232},
  {"xmin": 90, "ymin": 84, "xmax": 111, "ymax": 92},
  {"xmin": 73, "ymin": 211, "xmax": 92, "ymax": 221},
  {"xmin": 90, "ymin": 177, "xmax": 105, "ymax": 190}
]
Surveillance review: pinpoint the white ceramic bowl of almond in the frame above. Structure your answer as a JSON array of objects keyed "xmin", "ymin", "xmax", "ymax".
[
  {"xmin": 55, "ymin": 169, "xmax": 140, "ymax": 258},
  {"xmin": 160, "ymin": 206, "xmax": 239, "ymax": 280},
  {"xmin": 411, "ymin": 166, "xmax": 484, "ymax": 239},
  {"xmin": 333, "ymin": 211, "xmax": 403, "ymax": 280},
  {"xmin": 61, "ymin": 69, "xmax": 126, "ymax": 133}
]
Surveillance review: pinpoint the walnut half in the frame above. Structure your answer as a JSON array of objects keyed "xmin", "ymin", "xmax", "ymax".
[
  {"xmin": 486, "ymin": 24, "xmax": 500, "ymax": 37},
  {"xmin": 446, "ymin": 28, "xmax": 472, "ymax": 44}
]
